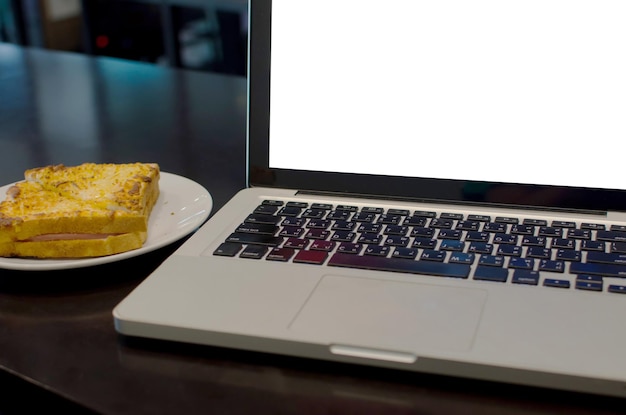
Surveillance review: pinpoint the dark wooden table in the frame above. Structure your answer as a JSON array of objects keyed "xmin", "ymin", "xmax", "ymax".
[{"xmin": 0, "ymin": 42, "xmax": 623, "ymax": 414}]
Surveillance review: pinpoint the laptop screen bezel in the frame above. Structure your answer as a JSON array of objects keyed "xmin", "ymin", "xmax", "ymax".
[{"xmin": 248, "ymin": 0, "xmax": 626, "ymax": 213}]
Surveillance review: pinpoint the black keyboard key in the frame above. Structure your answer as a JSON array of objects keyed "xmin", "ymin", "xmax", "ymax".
[
  {"xmin": 577, "ymin": 274, "xmax": 603, "ymax": 283},
  {"xmin": 328, "ymin": 253, "xmax": 471, "ymax": 278},
  {"xmin": 567, "ymin": 229, "xmax": 591, "ymax": 240},
  {"xmin": 552, "ymin": 221, "xmax": 576, "ymax": 228},
  {"xmin": 570, "ymin": 262, "xmax": 626, "ymax": 278},
  {"xmin": 497, "ymin": 244, "xmax": 522, "ymax": 257},
  {"xmin": 378, "ymin": 214, "xmax": 403, "ymax": 225},
  {"xmin": 509, "ymin": 257, "xmax": 534, "ymax": 270},
  {"xmin": 213, "ymin": 242, "xmax": 243, "ymax": 257},
  {"xmin": 261, "ymin": 200, "xmax": 284, "ymax": 206},
  {"xmin": 284, "ymin": 238, "xmax": 308, "ymax": 249},
  {"xmin": 522, "ymin": 236, "xmax": 546, "ymax": 247},
  {"xmin": 524, "ymin": 219, "xmax": 548, "ymax": 226},
  {"xmin": 253, "ymin": 204, "xmax": 280, "ymax": 215},
  {"xmin": 226, "ymin": 232, "xmax": 283, "ymax": 246},
  {"xmin": 474, "ymin": 266, "xmax": 508, "ymax": 282},
  {"xmin": 597, "ymin": 230, "xmax": 626, "ymax": 242},
  {"xmin": 384, "ymin": 225, "xmax": 409, "ymax": 235},
  {"xmin": 266, "ymin": 247, "xmax": 296, "ymax": 262},
  {"xmin": 581, "ymin": 223, "xmax": 605, "ymax": 230},
  {"xmin": 336, "ymin": 205, "xmax": 358, "ymax": 212},
  {"xmin": 286, "ymin": 201, "xmax": 308, "ymax": 208},
  {"xmin": 412, "ymin": 238, "xmax": 437, "ymax": 249},
  {"xmin": 466, "ymin": 231, "xmax": 490, "ymax": 242},
  {"xmin": 551, "ymin": 238, "xmax": 575, "ymax": 249},
  {"xmin": 581, "ymin": 240, "xmax": 605, "ymax": 252},
  {"xmin": 479, "ymin": 255, "xmax": 505, "ymax": 267},
  {"xmin": 468, "ymin": 242, "xmax": 493, "ymax": 254},
  {"xmin": 468, "ymin": 214, "xmax": 491, "ymax": 222},
  {"xmin": 511, "ymin": 224, "xmax": 534, "ymax": 235},
  {"xmin": 240, "ymin": 245, "xmax": 269, "ymax": 259},
  {"xmin": 456, "ymin": 221, "xmax": 480, "ymax": 231},
  {"xmin": 411, "ymin": 227, "xmax": 435, "ymax": 238},
  {"xmin": 337, "ymin": 242, "xmax": 362, "ymax": 254},
  {"xmin": 575, "ymin": 275, "xmax": 603, "ymax": 291},
  {"xmin": 279, "ymin": 226, "xmax": 305, "ymax": 237},
  {"xmin": 575, "ymin": 279, "xmax": 603, "ymax": 292},
  {"xmin": 362, "ymin": 206, "xmax": 384, "ymax": 214},
  {"xmin": 421, "ymin": 250, "xmax": 446, "ymax": 262},
  {"xmin": 332, "ymin": 220, "xmax": 357, "ymax": 231},
  {"xmin": 364, "ymin": 246, "xmax": 391, "ymax": 256},
  {"xmin": 526, "ymin": 246, "xmax": 551, "ymax": 259},
  {"xmin": 586, "ymin": 252, "xmax": 626, "ymax": 265},
  {"xmin": 512, "ymin": 270, "xmax": 540, "ymax": 285},
  {"xmin": 353, "ymin": 212, "xmax": 376, "ymax": 222},
  {"xmin": 331, "ymin": 231, "xmax": 357, "ymax": 242},
  {"xmin": 483, "ymin": 222, "xmax": 507, "ymax": 233},
  {"xmin": 302, "ymin": 209, "xmax": 327, "ymax": 219},
  {"xmin": 438, "ymin": 229, "xmax": 462, "ymax": 240},
  {"xmin": 493, "ymin": 233, "xmax": 517, "ymax": 245},
  {"xmin": 281, "ymin": 217, "xmax": 306, "ymax": 227},
  {"xmin": 235, "ymin": 223, "xmax": 279, "ymax": 235},
  {"xmin": 539, "ymin": 260, "xmax": 565, "ymax": 273},
  {"xmin": 306, "ymin": 229, "xmax": 330, "ymax": 240},
  {"xmin": 306, "ymin": 219, "xmax": 331, "ymax": 229},
  {"xmin": 245, "ymin": 214, "xmax": 282, "ymax": 225},
  {"xmin": 413, "ymin": 210, "xmax": 437, "ymax": 218},
  {"xmin": 495, "ymin": 217, "xmax": 519, "ymax": 224},
  {"xmin": 327, "ymin": 210, "xmax": 352, "ymax": 220},
  {"xmin": 293, "ymin": 250, "xmax": 328, "ymax": 264},
  {"xmin": 388, "ymin": 208, "xmax": 410, "ymax": 216},
  {"xmin": 310, "ymin": 240, "xmax": 335, "ymax": 251},
  {"xmin": 610, "ymin": 225, "xmax": 626, "ymax": 232},
  {"xmin": 392, "ymin": 247, "xmax": 418, "ymax": 259},
  {"xmin": 278, "ymin": 206, "xmax": 303, "ymax": 216},
  {"xmin": 440, "ymin": 240, "xmax": 465, "ymax": 251},
  {"xmin": 556, "ymin": 249, "xmax": 581, "ymax": 262},
  {"xmin": 358, "ymin": 233, "xmax": 383, "ymax": 244},
  {"xmin": 440, "ymin": 212, "xmax": 464, "ymax": 220},
  {"xmin": 538, "ymin": 226, "xmax": 562, "ymax": 238},
  {"xmin": 544, "ymin": 279, "xmax": 570, "ymax": 289},
  {"xmin": 449, "ymin": 252, "xmax": 475, "ymax": 264},
  {"xmin": 403, "ymin": 216, "xmax": 428, "ymax": 227},
  {"xmin": 357, "ymin": 223, "xmax": 382, "ymax": 233},
  {"xmin": 608, "ymin": 285, "xmax": 626, "ymax": 294},
  {"xmin": 430, "ymin": 218, "xmax": 454, "ymax": 229},
  {"xmin": 311, "ymin": 203, "xmax": 333, "ymax": 210},
  {"xmin": 384, "ymin": 236, "xmax": 410, "ymax": 247},
  {"xmin": 612, "ymin": 242, "xmax": 626, "ymax": 254}
]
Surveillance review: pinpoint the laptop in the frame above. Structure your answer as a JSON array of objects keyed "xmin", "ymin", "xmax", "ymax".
[{"xmin": 114, "ymin": 0, "xmax": 626, "ymax": 397}]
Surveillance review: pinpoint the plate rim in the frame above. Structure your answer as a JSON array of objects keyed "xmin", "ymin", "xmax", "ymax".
[{"xmin": 0, "ymin": 171, "xmax": 212, "ymax": 271}]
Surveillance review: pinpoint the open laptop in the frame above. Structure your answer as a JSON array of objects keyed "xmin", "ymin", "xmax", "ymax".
[{"xmin": 114, "ymin": 0, "xmax": 626, "ymax": 397}]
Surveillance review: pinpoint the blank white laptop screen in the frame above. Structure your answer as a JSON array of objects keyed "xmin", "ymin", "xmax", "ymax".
[{"xmin": 269, "ymin": 0, "xmax": 626, "ymax": 190}]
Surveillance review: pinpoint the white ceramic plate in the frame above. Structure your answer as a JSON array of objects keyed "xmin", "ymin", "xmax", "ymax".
[{"xmin": 0, "ymin": 172, "xmax": 212, "ymax": 271}]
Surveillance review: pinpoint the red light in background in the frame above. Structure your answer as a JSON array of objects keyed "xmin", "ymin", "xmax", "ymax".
[{"xmin": 96, "ymin": 35, "xmax": 109, "ymax": 48}]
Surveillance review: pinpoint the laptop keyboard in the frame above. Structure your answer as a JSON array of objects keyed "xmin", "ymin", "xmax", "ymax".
[{"xmin": 213, "ymin": 200, "xmax": 626, "ymax": 294}]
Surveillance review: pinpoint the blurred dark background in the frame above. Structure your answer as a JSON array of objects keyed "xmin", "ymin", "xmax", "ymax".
[{"xmin": 0, "ymin": 0, "xmax": 247, "ymax": 76}]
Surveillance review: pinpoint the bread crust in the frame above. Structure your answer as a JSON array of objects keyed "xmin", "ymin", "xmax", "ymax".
[{"xmin": 0, "ymin": 162, "xmax": 160, "ymax": 257}]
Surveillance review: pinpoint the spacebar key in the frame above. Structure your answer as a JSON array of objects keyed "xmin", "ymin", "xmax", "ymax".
[{"xmin": 328, "ymin": 253, "xmax": 470, "ymax": 279}]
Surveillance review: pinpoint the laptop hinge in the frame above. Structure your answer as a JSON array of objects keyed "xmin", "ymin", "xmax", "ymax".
[{"xmin": 296, "ymin": 190, "xmax": 609, "ymax": 217}]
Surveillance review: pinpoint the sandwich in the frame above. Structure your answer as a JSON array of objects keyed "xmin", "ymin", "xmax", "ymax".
[{"xmin": 0, "ymin": 162, "xmax": 160, "ymax": 258}]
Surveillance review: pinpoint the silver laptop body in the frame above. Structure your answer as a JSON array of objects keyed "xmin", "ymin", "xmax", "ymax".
[{"xmin": 114, "ymin": 0, "xmax": 626, "ymax": 397}]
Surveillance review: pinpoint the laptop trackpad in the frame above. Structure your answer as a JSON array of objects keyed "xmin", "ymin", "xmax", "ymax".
[{"xmin": 289, "ymin": 275, "xmax": 487, "ymax": 354}]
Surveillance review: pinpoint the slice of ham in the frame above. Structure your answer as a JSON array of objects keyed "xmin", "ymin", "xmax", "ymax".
[{"xmin": 26, "ymin": 233, "xmax": 118, "ymax": 242}]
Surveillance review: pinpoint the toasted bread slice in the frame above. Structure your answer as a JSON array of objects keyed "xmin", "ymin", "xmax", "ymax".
[
  {"xmin": 0, "ymin": 232, "xmax": 147, "ymax": 258},
  {"xmin": 0, "ymin": 162, "xmax": 160, "ymax": 257}
]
